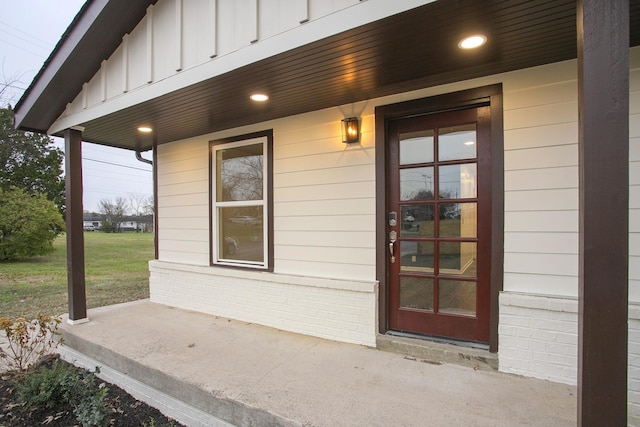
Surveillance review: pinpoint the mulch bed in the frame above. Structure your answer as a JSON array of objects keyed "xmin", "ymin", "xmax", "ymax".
[{"xmin": 0, "ymin": 357, "xmax": 184, "ymax": 427}]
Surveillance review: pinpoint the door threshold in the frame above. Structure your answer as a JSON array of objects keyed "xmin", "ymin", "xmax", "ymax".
[
  {"xmin": 386, "ymin": 330, "xmax": 489, "ymax": 350},
  {"xmin": 377, "ymin": 331, "xmax": 498, "ymax": 371}
]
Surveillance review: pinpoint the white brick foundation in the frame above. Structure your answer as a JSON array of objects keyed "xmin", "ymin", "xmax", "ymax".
[
  {"xmin": 499, "ymin": 292, "xmax": 578, "ymax": 385},
  {"xmin": 149, "ymin": 260, "xmax": 378, "ymax": 347},
  {"xmin": 629, "ymin": 305, "xmax": 640, "ymax": 426},
  {"xmin": 500, "ymin": 292, "xmax": 640, "ymax": 424}
]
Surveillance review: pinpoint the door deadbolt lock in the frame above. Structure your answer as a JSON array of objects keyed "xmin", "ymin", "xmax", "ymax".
[{"xmin": 389, "ymin": 211, "xmax": 397, "ymax": 227}]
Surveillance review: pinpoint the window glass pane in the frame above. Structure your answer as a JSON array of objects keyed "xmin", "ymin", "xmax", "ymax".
[
  {"xmin": 219, "ymin": 206, "xmax": 264, "ymax": 263},
  {"xmin": 438, "ymin": 242, "xmax": 477, "ymax": 277},
  {"xmin": 401, "ymin": 205, "xmax": 434, "ymax": 237},
  {"xmin": 438, "ymin": 164, "xmax": 476, "ymax": 199},
  {"xmin": 439, "ymin": 203, "xmax": 477, "ymax": 238},
  {"xmin": 400, "ymin": 241, "xmax": 434, "ymax": 273},
  {"xmin": 400, "ymin": 167, "xmax": 434, "ymax": 201},
  {"xmin": 400, "ymin": 276, "xmax": 434, "ymax": 311},
  {"xmin": 438, "ymin": 124, "xmax": 476, "ymax": 161},
  {"xmin": 439, "ymin": 279, "xmax": 476, "ymax": 316},
  {"xmin": 399, "ymin": 130, "xmax": 434, "ymax": 165},
  {"xmin": 217, "ymin": 143, "xmax": 263, "ymax": 202}
]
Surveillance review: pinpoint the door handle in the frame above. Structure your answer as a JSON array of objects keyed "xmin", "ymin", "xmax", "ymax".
[{"xmin": 389, "ymin": 230, "xmax": 397, "ymax": 263}]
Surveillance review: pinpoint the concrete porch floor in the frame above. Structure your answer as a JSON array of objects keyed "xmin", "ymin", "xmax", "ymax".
[{"xmin": 58, "ymin": 299, "xmax": 576, "ymax": 427}]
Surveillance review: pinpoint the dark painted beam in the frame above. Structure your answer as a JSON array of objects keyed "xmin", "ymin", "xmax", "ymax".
[
  {"xmin": 64, "ymin": 128, "xmax": 88, "ymax": 323},
  {"xmin": 577, "ymin": 1, "xmax": 629, "ymax": 425}
]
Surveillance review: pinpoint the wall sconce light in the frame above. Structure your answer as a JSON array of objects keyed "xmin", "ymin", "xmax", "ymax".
[{"xmin": 342, "ymin": 117, "xmax": 360, "ymax": 144}]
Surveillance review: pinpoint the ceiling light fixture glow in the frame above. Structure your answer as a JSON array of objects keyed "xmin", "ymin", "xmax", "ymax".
[
  {"xmin": 458, "ymin": 35, "xmax": 487, "ymax": 49},
  {"xmin": 250, "ymin": 93, "xmax": 269, "ymax": 102},
  {"xmin": 137, "ymin": 126, "xmax": 153, "ymax": 133}
]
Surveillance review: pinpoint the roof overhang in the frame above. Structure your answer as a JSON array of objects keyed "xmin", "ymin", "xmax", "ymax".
[{"xmin": 14, "ymin": 0, "xmax": 640, "ymax": 151}]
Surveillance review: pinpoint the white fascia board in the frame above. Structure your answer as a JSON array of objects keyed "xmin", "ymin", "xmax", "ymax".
[{"xmin": 49, "ymin": 0, "xmax": 434, "ymax": 134}]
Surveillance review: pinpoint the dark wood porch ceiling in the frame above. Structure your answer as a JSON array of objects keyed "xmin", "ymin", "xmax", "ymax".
[{"xmin": 17, "ymin": 0, "xmax": 640, "ymax": 151}]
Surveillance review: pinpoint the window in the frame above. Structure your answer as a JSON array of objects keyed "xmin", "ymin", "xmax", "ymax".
[{"xmin": 210, "ymin": 131, "xmax": 273, "ymax": 269}]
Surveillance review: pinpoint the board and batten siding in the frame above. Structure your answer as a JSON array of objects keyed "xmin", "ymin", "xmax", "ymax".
[{"xmin": 54, "ymin": 0, "xmax": 431, "ymax": 131}]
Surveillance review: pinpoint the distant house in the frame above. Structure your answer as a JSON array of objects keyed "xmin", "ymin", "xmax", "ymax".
[
  {"xmin": 82, "ymin": 215, "xmax": 103, "ymax": 231},
  {"xmin": 13, "ymin": 1, "xmax": 639, "ymax": 423}
]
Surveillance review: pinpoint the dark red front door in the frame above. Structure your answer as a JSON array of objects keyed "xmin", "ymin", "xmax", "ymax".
[{"xmin": 387, "ymin": 106, "xmax": 491, "ymax": 343}]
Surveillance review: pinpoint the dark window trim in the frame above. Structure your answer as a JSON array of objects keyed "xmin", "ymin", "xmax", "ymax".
[
  {"xmin": 375, "ymin": 84, "xmax": 504, "ymax": 352},
  {"xmin": 209, "ymin": 129, "xmax": 274, "ymax": 271}
]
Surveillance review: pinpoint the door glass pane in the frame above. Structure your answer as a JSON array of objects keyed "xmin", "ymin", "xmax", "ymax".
[
  {"xmin": 438, "ymin": 164, "xmax": 477, "ymax": 199},
  {"xmin": 438, "ymin": 242, "xmax": 477, "ymax": 277},
  {"xmin": 219, "ymin": 206, "xmax": 264, "ymax": 263},
  {"xmin": 400, "ymin": 241, "xmax": 434, "ymax": 273},
  {"xmin": 400, "ymin": 167, "xmax": 434, "ymax": 201},
  {"xmin": 216, "ymin": 143, "xmax": 263, "ymax": 202},
  {"xmin": 401, "ymin": 205, "xmax": 434, "ymax": 237},
  {"xmin": 399, "ymin": 130, "xmax": 434, "ymax": 165},
  {"xmin": 439, "ymin": 203, "xmax": 477, "ymax": 238},
  {"xmin": 438, "ymin": 124, "xmax": 476, "ymax": 161},
  {"xmin": 439, "ymin": 279, "xmax": 476, "ymax": 316},
  {"xmin": 400, "ymin": 276, "xmax": 434, "ymax": 311}
]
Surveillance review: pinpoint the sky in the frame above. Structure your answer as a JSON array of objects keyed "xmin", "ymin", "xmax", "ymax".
[{"xmin": 0, "ymin": 0, "xmax": 153, "ymax": 213}]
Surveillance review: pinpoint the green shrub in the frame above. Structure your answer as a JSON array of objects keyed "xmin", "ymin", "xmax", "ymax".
[
  {"xmin": 0, "ymin": 187, "xmax": 65, "ymax": 260},
  {"xmin": 16, "ymin": 360, "xmax": 110, "ymax": 427},
  {"xmin": 15, "ymin": 358, "xmax": 71, "ymax": 409}
]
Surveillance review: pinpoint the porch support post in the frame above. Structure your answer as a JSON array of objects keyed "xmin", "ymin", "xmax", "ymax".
[
  {"xmin": 64, "ymin": 127, "xmax": 88, "ymax": 323},
  {"xmin": 577, "ymin": 0, "xmax": 629, "ymax": 425}
]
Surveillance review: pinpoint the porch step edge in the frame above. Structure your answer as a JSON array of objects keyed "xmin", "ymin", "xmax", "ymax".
[
  {"xmin": 376, "ymin": 334, "xmax": 498, "ymax": 371},
  {"xmin": 59, "ymin": 332, "xmax": 299, "ymax": 427}
]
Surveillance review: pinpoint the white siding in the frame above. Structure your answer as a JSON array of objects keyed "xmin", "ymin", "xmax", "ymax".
[
  {"xmin": 502, "ymin": 64, "xmax": 580, "ymax": 298},
  {"xmin": 631, "ymin": 49, "xmax": 640, "ymax": 302},
  {"xmin": 157, "ymin": 138, "xmax": 209, "ymax": 265}
]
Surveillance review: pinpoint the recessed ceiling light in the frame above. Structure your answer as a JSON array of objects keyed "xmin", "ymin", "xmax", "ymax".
[
  {"xmin": 458, "ymin": 35, "xmax": 487, "ymax": 49},
  {"xmin": 464, "ymin": 141, "xmax": 475, "ymax": 146},
  {"xmin": 250, "ymin": 93, "xmax": 269, "ymax": 102},
  {"xmin": 137, "ymin": 126, "xmax": 153, "ymax": 133}
]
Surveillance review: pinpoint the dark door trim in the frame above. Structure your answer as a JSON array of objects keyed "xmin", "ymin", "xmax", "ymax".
[{"xmin": 375, "ymin": 84, "xmax": 504, "ymax": 352}]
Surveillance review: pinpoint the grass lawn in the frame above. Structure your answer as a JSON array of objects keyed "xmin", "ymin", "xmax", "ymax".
[{"xmin": 0, "ymin": 232, "xmax": 154, "ymax": 319}]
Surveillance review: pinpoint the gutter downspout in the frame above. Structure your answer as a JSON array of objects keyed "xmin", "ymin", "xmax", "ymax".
[{"xmin": 135, "ymin": 148, "xmax": 158, "ymax": 259}]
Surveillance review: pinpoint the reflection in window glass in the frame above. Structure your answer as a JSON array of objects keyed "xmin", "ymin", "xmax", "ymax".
[
  {"xmin": 439, "ymin": 279, "xmax": 476, "ymax": 316},
  {"xmin": 400, "ymin": 276, "xmax": 434, "ymax": 310},
  {"xmin": 399, "ymin": 130, "xmax": 434, "ymax": 165},
  {"xmin": 438, "ymin": 124, "xmax": 476, "ymax": 161},
  {"xmin": 400, "ymin": 241, "xmax": 434, "ymax": 273},
  {"xmin": 218, "ymin": 206, "xmax": 264, "ymax": 263},
  {"xmin": 439, "ymin": 203, "xmax": 477, "ymax": 238},
  {"xmin": 216, "ymin": 143, "xmax": 263, "ymax": 202},
  {"xmin": 438, "ymin": 164, "xmax": 477, "ymax": 199},
  {"xmin": 401, "ymin": 205, "xmax": 434, "ymax": 237},
  {"xmin": 400, "ymin": 167, "xmax": 434, "ymax": 201}
]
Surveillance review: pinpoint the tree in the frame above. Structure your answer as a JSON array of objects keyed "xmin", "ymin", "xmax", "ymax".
[
  {"xmin": 0, "ymin": 107, "xmax": 65, "ymax": 212},
  {"xmin": 98, "ymin": 197, "xmax": 128, "ymax": 232},
  {"xmin": 0, "ymin": 187, "xmax": 65, "ymax": 261}
]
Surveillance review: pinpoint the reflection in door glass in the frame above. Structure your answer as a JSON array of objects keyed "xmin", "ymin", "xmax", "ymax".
[
  {"xmin": 439, "ymin": 164, "xmax": 477, "ymax": 199},
  {"xmin": 400, "ymin": 130, "xmax": 434, "ymax": 165},
  {"xmin": 438, "ymin": 242, "xmax": 477, "ymax": 277},
  {"xmin": 438, "ymin": 124, "xmax": 476, "ymax": 161},
  {"xmin": 439, "ymin": 279, "xmax": 476, "ymax": 316},
  {"xmin": 400, "ymin": 167, "xmax": 434, "ymax": 201},
  {"xmin": 439, "ymin": 203, "xmax": 477, "ymax": 238},
  {"xmin": 400, "ymin": 276, "xmax": 434, "ymax": 311},
  {"xmin": 400, "ymin": 205, "xmax": 434, "ymax": 237},
  {"xmin": 400, "ymin": 241, "xmax": 434, "ymax": 273}
]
